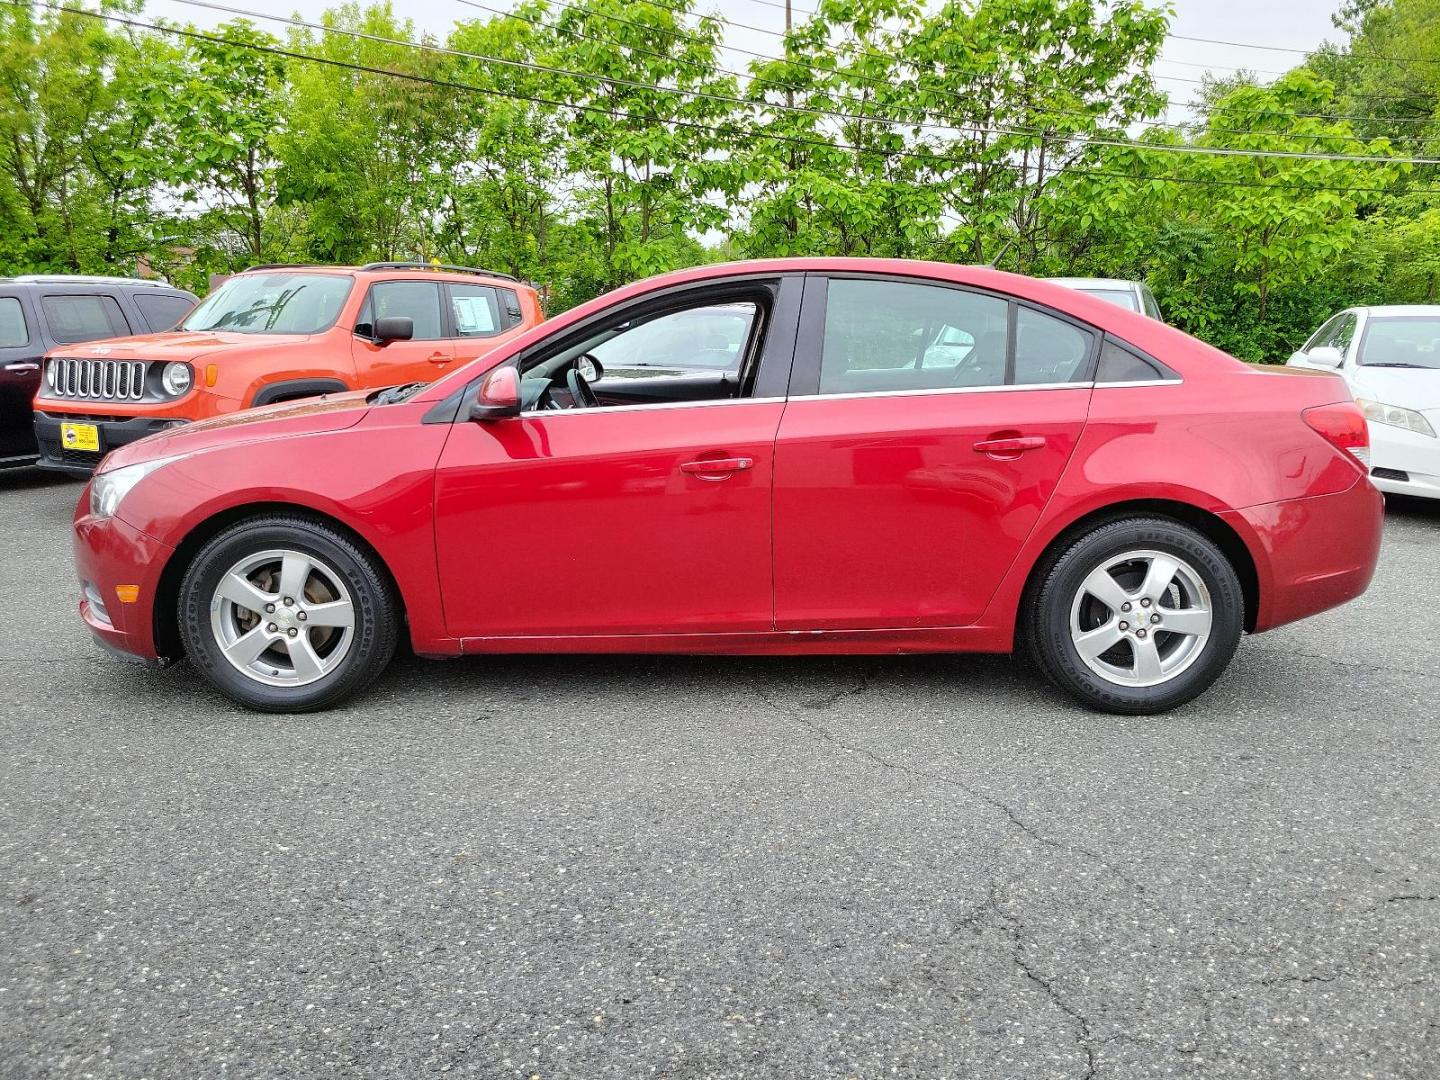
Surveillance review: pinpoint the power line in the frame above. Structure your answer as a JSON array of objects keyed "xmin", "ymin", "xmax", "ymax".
[
  {"xmin": 133, "ymin": 0, "xmax": 1440, "ymax": 166},
  {"xmin": 12, "ymin": 0, "xmax": 1440, "ymax": 197},
  {"xmin": 1168, "ymin": 31, "xmax": 1440, "ymax": 67}
]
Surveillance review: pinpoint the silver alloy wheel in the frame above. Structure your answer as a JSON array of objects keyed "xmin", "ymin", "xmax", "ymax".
[
  {"xmin": 209, "ymin": 548, "xmax": 357, "ymax": 688},
  {"xmin": 1068, "ymin": 548, "xmax": 1213, "ymax": 689}
]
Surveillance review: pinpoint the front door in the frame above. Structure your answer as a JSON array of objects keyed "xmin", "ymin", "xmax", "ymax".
[
  {"xmin": 773, "ymin": 275, "xmax": 1094, "ymax": 630},
  {"xmin": 433, "ymin": 277, "xmax": 800, "ymax": 641},
  {"xmin": 0, "ymin": 291, "xmax": 43, "ymax": 462},
  {"xmin": 352, "ymin": 280, "xmax": 455, "ymax": 386}
]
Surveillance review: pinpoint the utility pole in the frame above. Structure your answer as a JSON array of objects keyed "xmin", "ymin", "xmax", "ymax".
[{"xmin": 784, "ymin": 0, "xmax": 798, "ymax": 244}]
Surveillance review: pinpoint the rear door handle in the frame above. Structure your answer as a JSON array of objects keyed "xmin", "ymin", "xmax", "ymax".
[
  {"xmin": 681, "ymin": 456, "xmax": 754, "ymax": 480},
  {"xmin": 4, "ymin": 361, "xmax": 40, "ymax": 374},
  {"xmin": 973, "ymin": 435, "xmax": 1046, "ymax": 458}
]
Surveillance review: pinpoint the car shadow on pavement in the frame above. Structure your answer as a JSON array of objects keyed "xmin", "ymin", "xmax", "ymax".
[
  {"xmin": 0, "ymin": 466, "xmax": 82, "ymax": 494},
  {"xmin": 1384, "ymin": 493, "xmax": 1440, "ymax": 526}
]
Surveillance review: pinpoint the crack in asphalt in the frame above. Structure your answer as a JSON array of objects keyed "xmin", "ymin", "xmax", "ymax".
[{"xmin": 751, "ymin": 680, "xmax": 1158, "ymax": 904}]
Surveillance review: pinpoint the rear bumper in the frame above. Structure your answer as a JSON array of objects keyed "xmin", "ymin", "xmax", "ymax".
[
  {"xmin": 73, "ymin": 491, "xmax": 174, "ymax": 662},
  {"xmin": 35, "ymin": 411, "xmax": 185, "ymax": 477},
  {"xmin": 1225, "ymin": 477, "xmax": 1384, "ymax": 633}
]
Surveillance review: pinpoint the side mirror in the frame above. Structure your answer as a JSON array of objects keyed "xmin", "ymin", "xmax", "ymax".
[
  {"xmin": 469, "ymin": 366, "xmax": 521, "ymax": 421},
  {"xmin": 1308, "ymin": 345, "xmax": 1345, "ymax": 368},
  {"xmin": 373, "ymin": 315, "xmax": 413, "ymax": 344},
  {"xmin": 1285, "ymin": 350, "xmax": 1308, "ymax": 367}
]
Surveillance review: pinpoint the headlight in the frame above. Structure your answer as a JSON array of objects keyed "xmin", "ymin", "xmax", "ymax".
[
  {"xmin": 89, "ymin": 456, "xmax": 180, "ymax": 519},
  {"xmin": 1355, "ymin": 397, "xmax": 1437, "ymax": 438},
  {"xmin": 45, "ymin": 359, "xmax": 56, "ymax": 390},
  {"xmin": 161, "ymin": 362, "xmax": 193, "ymax": 396}
]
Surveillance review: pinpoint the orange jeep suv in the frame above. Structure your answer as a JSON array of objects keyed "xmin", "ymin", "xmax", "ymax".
[{"xmin": 33, "ymin": 262, "xmax": 543, "ymax": 474}]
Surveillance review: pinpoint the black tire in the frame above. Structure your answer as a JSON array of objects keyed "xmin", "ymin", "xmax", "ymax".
[
  {"xmin": 1024, "ymin": 517, "xmax": 1244, "ymax": 715},
  {"xmin": 178, "ymin": 515, "xmax": 399, "ymax": 712}
]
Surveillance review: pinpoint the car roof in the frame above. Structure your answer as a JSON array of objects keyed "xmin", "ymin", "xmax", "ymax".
[
  {"xmin": 0, "ymin": 274, "xmax": 190, "ymax": 293},
  {"xmin": 1045, "ymin": 277, "xmax": 1143, "ymax": 290},
  {"xmin": 1352, "ymin": 305, "xmax": 1440, "ymax": 317},
  {"xmin": 238, "ymin": 263, "xmax": 531, "ymax": 289}
]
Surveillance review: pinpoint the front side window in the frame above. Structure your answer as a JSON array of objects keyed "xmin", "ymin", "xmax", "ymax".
[
  {"xmin": 1332, "ymin": 314, "xmax": 1359, "ymax": 357},
  {"xmin": 183, "ymin": 273, "xmax": 352, "ymax": 335},
  {"xmin": 1358, "ymin": 317, "xmax": 1440, "ymax": 370},
  {"xmin": 0, "ymin": 297, "xmax": 28, "ymax": 347},
  {"xmin": 590, "ymin": 303, "xmax": 757, "ymax": 374},
  {"xmin": 519, "ymin": 298, "xmax": 763, "ymax": 411},
  {"xmin": 820, "ymin": 279, "xmax": 1010, "ymax": 394},
  {"xmin": 362, "ymin": 281, "xmax": 443, "ymax": 341},
  {"xmin": 1305, "ymin": 313, "xmax": 1346, "ymax": 353},
  {"xmin": 40, "ymin": 294, "xmax": 130, "ymax": 343}
]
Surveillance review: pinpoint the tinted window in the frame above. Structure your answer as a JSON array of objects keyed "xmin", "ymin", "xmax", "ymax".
[
  {"xmin": 39, "ymin": 294, "xmax": 130, "ymax": 343},
  {"xmin": 819, "ymin": 279, "xmax": 1009, "ymax": 393},
  {"xmin": 1359, "ymin": 317, "xmax": 1440, "ymax": 370},
  {"xmin": 1013, "ymin": 307, "xmax": 1094, "ymax": 385},
  {"xmin": 448, "ymin": 283, "xmax": 501, "ymax": 337},
  {"xmin": 1096, "ymin": 339, "xmax": 1165, "ymax": 382},
  {"xmin": 499, "ymin": 288, "xmax": 524, "ymax": 328},
  {"xmin": 183, "ymin": 273, "xmax": 352, "ymax": 335},
  {"xmin": 591, "ymin": 303, "xmax": 757, "ymax": 373},
  {"xmin": 0, "ymin": 297, "xmax": 27, "ymax": 347},
  {"xmin": 365, "ymin": 281, "xmax": 443, "ymax": 341},
  {"xmin": 134, "ymin": 292, "xmax": 194, "ymax": 332}
]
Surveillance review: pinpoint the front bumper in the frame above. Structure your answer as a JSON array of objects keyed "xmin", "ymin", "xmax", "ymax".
[
  {"xmin": 35, "ymin": 411, "xmax": 185, "ymax": 477},
  {"xmin": 1366, "ymin": 419, "xmax": 1440, "ymax": 499},
  {"xmin": 1224, "ymin": 476, "xmax": 1384, "ymax": 633},
  {"xmin": 74, "ymin": 491, "xmax": 175, "ymax": 662}
]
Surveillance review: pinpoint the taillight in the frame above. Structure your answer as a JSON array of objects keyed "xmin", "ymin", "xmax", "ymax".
[{"xmin": 1303, "ymin": 402, "xmax": 1370, "ymax": 468}]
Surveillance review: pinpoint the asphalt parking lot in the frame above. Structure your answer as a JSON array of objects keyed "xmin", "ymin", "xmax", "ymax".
[{"xmin": 2, "ymin": 467, "xmax": 1437, "ymax": 1080}]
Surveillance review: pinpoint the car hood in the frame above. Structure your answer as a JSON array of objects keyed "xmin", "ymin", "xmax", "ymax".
[
  {"xmin": 1349, "ymin": 366, "xmax": 1440, "ymax": 411},
  {"xmin": 57, "ymin": 330, "xmax": 316, "ymax": 362},
  {"xmin": 100, "ymin": 390, "xmax": 372, "ymax": 473}
]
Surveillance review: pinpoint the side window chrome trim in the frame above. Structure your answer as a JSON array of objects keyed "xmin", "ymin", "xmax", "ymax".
[{"xmin": 518, "ymin": 395, "xmax": 786, "ymax": 417}]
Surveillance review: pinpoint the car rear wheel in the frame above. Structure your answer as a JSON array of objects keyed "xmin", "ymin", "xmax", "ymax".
[
  {"xmin": 1026, "ymin": 517, "xmax": 1244, "ymax": 714},
  {"xmin": 178, "ymin": 516, "xmax": 398, "ymax": 712}
]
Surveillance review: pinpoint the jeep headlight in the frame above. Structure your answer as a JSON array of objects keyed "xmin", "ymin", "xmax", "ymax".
[
  {"xmin": 1355, "ymin": 398, "xmax": 1437, "ymax": 438},
  {"xmin": 90, "ymin": 456, "xmax": 180, "ymax": 519},
  {"xmin": 161, "ymin": 362, "xmax": 193, "ymax": 396}
]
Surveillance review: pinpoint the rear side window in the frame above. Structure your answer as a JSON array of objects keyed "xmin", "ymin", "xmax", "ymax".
[
  {"xmin": 448, "ymin": 283, "xmax": 502, "ymax": 337},
  {"xmin": 0, "ymin": 297, "xmax": 28, "ymax": 347},
  {"xmin": 363, "ymin": 281, "xmax": 443, "ymax": 340},
  {"xmin": 1013, "ymin": 307, "xmax": 1094, "ymax": 385},
  {"xmin": 500, "ymin": 288, "xmax": 524, "ymax": 328},
  {"xmin": 40, "ymin": 294, "xmax": 131, "ymax": 343},
  {"xmin": 133, "ymin": 292, "xmax": 194, "ymax": 333},
  {"xmin": 1096, "ymin": 339, "xmax": 1168, "ymax": 382},
  {"xmin": 819, "ymin": 279, "xmax": 1010, "ymax": 393}
]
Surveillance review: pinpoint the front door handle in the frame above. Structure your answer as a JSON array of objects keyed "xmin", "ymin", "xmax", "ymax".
[
  {"xmin": 973, "ymin": 435, "xmax": 1046, "ymax": 459},
  {"xmin": 680, "ymin": 456, "xmax": 754, "ymax": 480},
  {"xmin": 4, "ymin": 361, "xmax": 40, "ymax": 374},
  {"xmin": 427, "ymin": 352, "xmax": 451, "ymax": 365}
]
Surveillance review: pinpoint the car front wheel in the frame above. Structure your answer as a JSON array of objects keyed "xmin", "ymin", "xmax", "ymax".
[
  {"xmin": 1026, "ymin": 517, "xmax": 1244, "ymax": 714},
  {"xmin": 178, "ymin": 516, "xmax": 399, "ymax": 712}
]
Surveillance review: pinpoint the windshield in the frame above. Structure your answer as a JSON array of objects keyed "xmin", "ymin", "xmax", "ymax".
[
  {"xmin": 1359, "ymin": 317, "xmax": 1440, "ymax": 369},
  {"xmin": 182, "ymin": 273, "xmax": 353, "ymax": 335},
  {"xmin": 1077, "ymin": 288, "xmax": 1140, "ymax": 312}
]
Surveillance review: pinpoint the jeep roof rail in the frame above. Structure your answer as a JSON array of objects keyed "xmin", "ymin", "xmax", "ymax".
[
  {"xmin": 2, "ymin": 273, "xmax": 174, "ymax": 288},
  {"xmin": 357, "ymin": 261, "xmax": 521, "ymax": 283},
  {"xmin": 240, "ymin": 263, "xmax": 339, "ymax": 273}
]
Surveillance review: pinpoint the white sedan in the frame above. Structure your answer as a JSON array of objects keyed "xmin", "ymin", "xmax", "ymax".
[{"xmin": 1288, "ymin": 305, "xmax": 1440, "ymax": 499}]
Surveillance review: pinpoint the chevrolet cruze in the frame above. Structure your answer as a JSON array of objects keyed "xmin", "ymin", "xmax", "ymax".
[{"xmin": 73, "ymin": 259, "xmax": 1383, "ymax": 714}]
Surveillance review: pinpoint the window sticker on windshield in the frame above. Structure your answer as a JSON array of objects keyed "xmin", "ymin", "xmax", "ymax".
[{"xmin": 453, "ymin": 296, "xmax": 496, "ymax": 334}]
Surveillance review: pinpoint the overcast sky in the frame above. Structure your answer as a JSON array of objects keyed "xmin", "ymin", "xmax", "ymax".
[{"xmin": 148, "ymin": 0, "xmax": 1348, "ymax": 97}]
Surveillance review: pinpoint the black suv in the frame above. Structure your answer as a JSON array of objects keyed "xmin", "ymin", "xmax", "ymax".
[{"xmin": 0, "ymin": 275, "xmax": 198, "ymax": 470}]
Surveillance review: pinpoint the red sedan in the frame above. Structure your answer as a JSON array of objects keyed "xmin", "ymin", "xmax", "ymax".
[{"xmin": 73, "ymin": 259, "xmax": 1382, "ymax": 714}]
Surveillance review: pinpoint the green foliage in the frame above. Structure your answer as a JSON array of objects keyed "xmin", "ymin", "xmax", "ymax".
[{"xmin": 0, "ymin": 0, "xmax": 1438, "ymax": 345}]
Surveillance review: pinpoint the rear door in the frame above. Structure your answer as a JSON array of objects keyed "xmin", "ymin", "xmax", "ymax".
[
  {"xmin": 772, "ymin": 274, "xmax": 1095, "ymax": 631},
  {"xmin": 352, "ymin": 279, "xmax": 455, "ymax": 385},
  {"xmin": 0, "ymin": 290, "xmax": 43, "ymax": 461}
]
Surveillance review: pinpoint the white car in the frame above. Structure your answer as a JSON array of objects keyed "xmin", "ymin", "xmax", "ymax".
[
  {"xmin": 1288, "ymin": 305, "xmax": 1440, "ymax": 499},
  {"xmin": 1047, "ymin": 277, "xmax": 1163, "ymax": 320}
]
